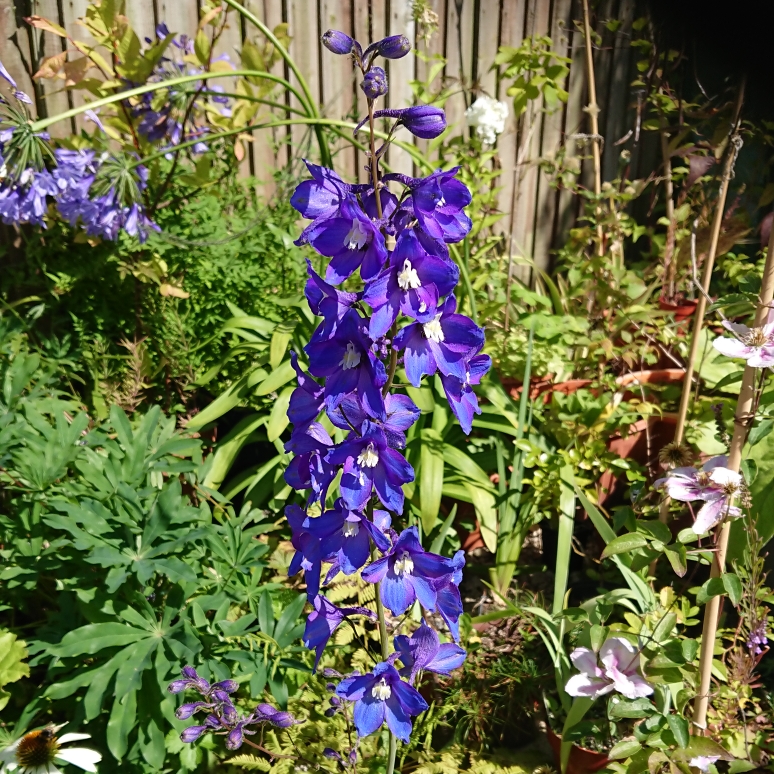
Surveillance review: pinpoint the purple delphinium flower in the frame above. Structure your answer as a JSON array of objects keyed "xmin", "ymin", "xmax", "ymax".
[
  {"xmin": 565, "ymin": 637, "xmax": 653, "ymax": 700},
  {"xmin": 321, "ymin": 30, "xmax": 358, "ymax": 56},
  {"xmin": 306, "ymin": 196, "xmax": 388, "ymax": 284},
  {"xmin": 328, "ymin": 391, "xmax": 420, "ymax": 449},
  {"xmin": 713, "ymin": 319, "xmax": 774, "ymax": 368},
  {"xmin": 336, "ymin": 661, "xmax": 428, "ymax": 742},
  {"xmin": 439, "ymin": 353, "xmax": 492, "ymax": 435},
  {"xmin": 286, "ymin": 504, "xmax": 326, "ymax": 599},
  {"xmin": 287, "ymin": 350, "xmax": 324, "ymax": 432},
  {"xmin": 312, "ymin": 498, "xmax": 392, "ymax": 576},
  {"xmin": 305, "ymin": 309, "xmax": 386, "ymax": 418},
  {"xmin": 363, "ymin": 226, "xmax": 459, "ymax": 339},
  {"xmin": 393, "ymin": 293, "xmax": 486, "ymax": 387},
  {"xmin": 329, "ymin": 421, "xmax": 414, "ymax": 513},
  {"xmin": 393, "ymin": 619, "xmax": 466, "ymax": 684},
  {"xmin": 385, "ymin": 167, "xmax": 472, "ymax": 243},
  {"xmin": 361, "ymin": 526, "xmax": 455, "ymax": 615},
  {"xmin": 304, "ymin": 262, "xmax": 359, "ymax": 343},
  {"xmin": 655, "ymin": 455, "xmax": 742, "ymax": 534},
  {"xmin": 304, "ymin": 595, "xmax": 376, "ymax": 671},
  {"xmin": 366, "ymin": 35, "xmax": 411, "ymax": 61},
  {"xmin": 283, "ymin": 420, "xmax": 336, "ymax": 505},
  {"xmin": 168, "ymin": 665, "xmax": 238, "ymax": 697}
]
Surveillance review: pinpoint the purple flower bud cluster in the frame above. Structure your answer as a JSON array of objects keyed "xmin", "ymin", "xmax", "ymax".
[
  {"xmin": 131, "ymin": 23, "xmax": 232, "ymax": 154},
  {"xmin": 281, "ymin": 30, "xmax": 488, "ymax": 748},
  {"xmin": 747, "ymin": 617, "xmax": 768, "ymax": 656},
  {"xmin": 168, "ymin": 666, "xmax": 299, "ymax": 750}
]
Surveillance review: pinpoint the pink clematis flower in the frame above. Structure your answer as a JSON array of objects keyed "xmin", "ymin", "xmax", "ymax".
[
  {"xmin": 565, "ymin": 637, "xmax": 653, "ymax": 700},
  {"xmin": 712, "ymin": 320, "xmax": 774, "ymax": 367},
  {"xmin": 655, "ymin": 455, "xmax": 742, "ymax": 535}
]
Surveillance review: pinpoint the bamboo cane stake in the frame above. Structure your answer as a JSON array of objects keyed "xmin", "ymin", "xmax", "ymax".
[
  {"xmin": 692, "ymin": 216, "xmax": 774, "ymax": 729},
  {"xmin": 655, "ymin": 83, "xmax": 745, "ymax": 529}
]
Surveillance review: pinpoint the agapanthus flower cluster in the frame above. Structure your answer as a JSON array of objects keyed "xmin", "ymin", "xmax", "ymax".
[
  {"xmin": 168, "ymin": 666, "xmax": 299, "ymax": 750},
  {"xmin": 130, "ymin": 23, "xmax": 232, "ymax": 154},
  {"xmin": 565, "ymin": 636, "xmax": 653, "ymax": 700},
  {"xmin": 280, "ymin": 27, "xmax": 488, "ymax": 749},
  {"xmin": 655, "ymin": 455, "xmax": 743, "ymax": 535},
  {"xmin": 747, "ymin": 616, "xmax": 768, "ymax": 656},
  {"xmin": 0, "ymin": 59, "xmax": 158, "ymax": 240}
]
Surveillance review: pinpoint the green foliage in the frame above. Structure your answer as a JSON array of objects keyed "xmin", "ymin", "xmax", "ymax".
[
  {"xmin": 0, "ymin": 631, "xmax": 29, "ymax": 712},
  {"xmin": 0, "ymin": 324, "xmax": 308, "ymax": 772}
]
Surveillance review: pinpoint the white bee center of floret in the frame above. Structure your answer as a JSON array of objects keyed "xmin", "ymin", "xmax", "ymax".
[
  {"xmin": 344, "ymin": 218, "xmax": 369, "ymax": 250},
  {"xmin": 423, "ymin": 314, "xmax": 445, "ymax": 343},
  {"xmin": 435, "ymin": 194, "xmax": 446, "ymax": 209},
  {"xmin": 357, "ymin": 442, "xmax": 379, "ymax": 468},
  {"xmin": 342, "ymin": 520, "xmax": 360, "ymax": 538},
  {"xmin": 397, "ymin": 259, "xmax": 422, "ymax": 291},
  {"xmin": 393, "ymin": 551, "xmax": 414, "ymax": 576},
  {"xmin": 20, "ymin": 168, "xmax": 33, "ymax": 186},
  {"xmin": 371, "ymin": 678, "xmax": 392, "ymax": 701},
  {"xmin": 418, "ymin": 301, "xmax": 427, "ymax": 313},
  {"xmin": 340, "ymin": 342, "xmax": 361, "ymax": 370}
]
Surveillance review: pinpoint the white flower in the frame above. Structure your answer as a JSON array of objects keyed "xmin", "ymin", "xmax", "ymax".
[
  {"xmin": 565, "ymin": 637, "xmax": 653, "ymax": 700},
  {"xmin": 464, "ymin": 96, "xmax": 509, "ymax": 145},
  {"xmin": 712, "ymin": 320, "xmax": 774, "ymax": 368},
  {"xmin": 689, "ymin": 755, "xmax": 720, "ymax": 772},
  {"xmin": 0, "ymin": 726, "xmax": 101, "ymax": 774}
]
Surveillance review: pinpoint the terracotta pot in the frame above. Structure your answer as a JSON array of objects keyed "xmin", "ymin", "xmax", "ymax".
[
  {"xmin": 659, "ymin": 298, "xmax": 698, "ymax": 322},
  {"xmin": 546, "ymin": 727, "xmax": 609, "ymax": 774},
  {"xmin": 614, "ymin": 368, "xmax": 685, "ymax": 402},
  {"xmin": 505, "ymin": 378, "xmax": 595, "ymax": 404},
  {"xmin": 598, "ymin": 414, "xmax": 678, "ymax": 503}
]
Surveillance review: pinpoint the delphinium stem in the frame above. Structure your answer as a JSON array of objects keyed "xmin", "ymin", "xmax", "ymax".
[{"xmin": 692, "ymin": 214, "xmax": 774, "ymax": 730}]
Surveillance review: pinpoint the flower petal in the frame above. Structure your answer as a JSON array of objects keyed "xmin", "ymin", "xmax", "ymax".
[
  {"xmin": 55, "ymin": 747, "xmax": 102, "ymax": 772},
  {"xmin": 353, "ymin": 695, "xmax": 386, "ymax": 737}
]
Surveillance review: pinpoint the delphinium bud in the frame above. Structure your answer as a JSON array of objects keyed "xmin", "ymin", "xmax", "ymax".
[
  {"xmin": 322, "ymin": 29, "xmax": 356, "ymax": 56},
  {"xmin": 361, "ymin": 67, "xmax": 388, "ymax": 100},
  {"xmin": 371, "ymin": 34, "xmax": 411, "ymax": 60},
  {"xmin": 399, "ymin": 105, "xmax": 446, "ymax": 138}
]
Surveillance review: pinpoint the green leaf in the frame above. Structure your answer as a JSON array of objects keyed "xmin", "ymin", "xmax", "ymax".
[
  {"xmin": 187, "ymin": 373, "xmax": 250, "ymax": 430},
  {"xmin": 0, "ymin": 632, "xmax": 29, "ymax": 710},
  {"xmin": 560, "ymin": 697, "xmax": 593, "ymax": 772},
  {"xmin": 258, "ymin": 590, "xmax": 274, "ymax": 637},
  {"xmin": 429, "ymin": 504, "xmax": 458, "ymax": 555},
  {"xmin": 696, "ymin": 576, "xmax": 726, "ymax": 605},
  {"xmin": 267, "ymin": 386, "xmax": 293, "ymax": 442},
  {"xmin": 667, "ymin": 714, "xmax": 689, "ymax": 748},
  {"xmin": 664, "ymin": 544, "xmax": 687, "ymax": 577},
  {"xmin": 636, "ymin": 519, "xmax": 671, "ymax": 544},
  {"xmin": 254, "ymin": 359, "xmax": 295, "ymax": 396},
  {"xmin": 194, "ymin": 29, "xmax": 211, "ymax": 65},
  {"xmin": 607, "ymin": 737, "xmax": 642, "ymax": 760},
  {"xmin": 601, "ymin": 532, "xmax": 649, "ymax": 558},
  {"xmin": 722, "ymin": 572, "xmax": 743, "ymax": 606},
  {"xmin": 54, "ymin": 623, "xmax": 146, "ymax": 657},
  {"xmin": 553, "ymin": 466, "xmax": 575, "ymax": 616},
  {"xmin": 203, "ymin": 414, "xmax": 267, "ymax": 489},
  {"xmin": 269, "ymin": 321, "xmax": 295, "ymax": 369},
  {"xmin": 609, "ymin": 697, "xmax": 655, "ymax": 719},
  {"xmin": 420, "ymin": 428, "xmax": 444, "ymax": 536}
]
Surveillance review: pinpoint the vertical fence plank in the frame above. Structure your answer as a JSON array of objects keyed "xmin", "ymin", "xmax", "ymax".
[
  {"xmin": 473, "ymin": 0, "xmax": 499, "ymax": 98},
  {"xmin": 385, "ymin": 0, "xmax": 416, "ymax": 177},
  {"xmin": 319, "ymin": 0, "xmax": 356, "ymax": 181},
  {"xmin": 31, "ymin": 0, "xmax": 71, "ymax": 132},
  {"xmin": 443, "ymin": 0, "xmax": 473, "ymax": 139},
  {"xmin": 287, "ymin": 0, "xmax": 321, "ymax": 169},
  {"xmin": 531, "ymin": 0, "xmax": 575, "ymax": 269},
  {"xmin": 413, "ymin": 0, "xmax": 446, "ymax": 171},
  {"xmin": 495, "ymin": 0, "xmax": 525, "ymax": 270},
  {"xmin": 0, "ymin": 1, "xmax": 34, "ymax": 111},
  {"xmin": 156, "ymin": 0, "xmax": 199, "ymax": 37}
]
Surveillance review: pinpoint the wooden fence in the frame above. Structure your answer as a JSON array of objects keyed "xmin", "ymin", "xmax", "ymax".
[{"xmin": 0, "ymin": 0, "xmax": 652, "ymax": 272}]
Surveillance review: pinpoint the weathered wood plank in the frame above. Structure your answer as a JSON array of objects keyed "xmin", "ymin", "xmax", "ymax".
[
  {"xmin": 32, "ymin": 0, "xmax": 71, "ymax": 132},
  {"xmin": 319, "ymin": 0, "xmax": 357, "ymax": 181},
  {"xmin": 385, "ymin": 0, "xmax": 416, "ymax": 177},
  {"xmin": 0, "ymin": 0, "xmax": 34, "ymax": 114}
]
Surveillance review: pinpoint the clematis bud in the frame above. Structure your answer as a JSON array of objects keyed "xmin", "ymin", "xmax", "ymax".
[
  {"xmin": 370, "ymin": 34, "xmax": 411, "ymax": 60},
  {"xmin": 361, "ymin": 67, "xmax": 388, "ymax": 100},
  {"xmin": 322, "ymin": 29, "xmax": 356, "ymax": 55}
]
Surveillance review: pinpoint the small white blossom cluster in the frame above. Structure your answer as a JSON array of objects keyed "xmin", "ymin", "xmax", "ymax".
[{"xmin": 464, "ymin": 96, "xmax": 509, "ymax": 145}]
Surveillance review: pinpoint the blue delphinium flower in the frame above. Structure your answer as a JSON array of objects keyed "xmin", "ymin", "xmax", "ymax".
[
  {"xmin": 275, "ymin": 26, "xmax": 492, "ymax": 763},
  {"xmin": 393, "ymin": 620, "xmax": 466, "ymax": 683},
  {"xmin": 336, "ymin": 662, "xmax": 428, "ymax": 742}
]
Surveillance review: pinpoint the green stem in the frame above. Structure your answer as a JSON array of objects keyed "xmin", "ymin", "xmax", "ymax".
[
  {"xmin": 221, "ymin": 0, "xmax": 331, "ymax": 166},
  {"xmin": 29, "ymin": 70, "xmax": 306, "ymax": 132}
]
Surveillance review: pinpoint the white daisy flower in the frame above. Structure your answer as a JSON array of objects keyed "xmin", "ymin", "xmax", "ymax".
[{"xmin": 0, "ymin": 725, "xmax": 101, "ymax": 774}]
